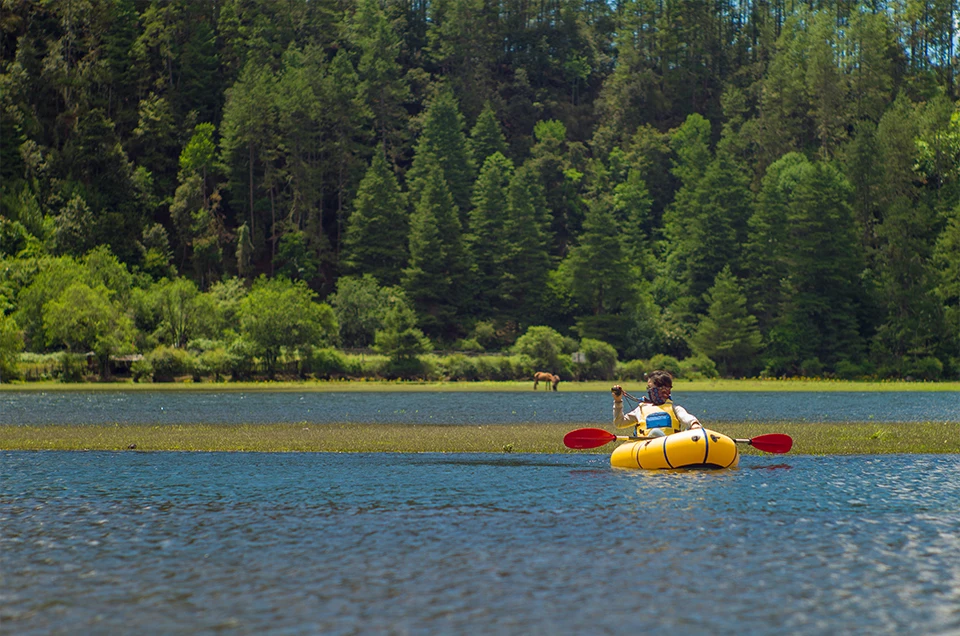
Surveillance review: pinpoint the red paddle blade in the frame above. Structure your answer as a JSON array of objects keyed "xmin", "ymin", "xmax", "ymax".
[
  {"xmin": 750, "ymin": 434, "xmax": 793, "ymax": 454},
  {"xmin": 564, "ymin": 428, "xmax": 617, "ymax": 449}
]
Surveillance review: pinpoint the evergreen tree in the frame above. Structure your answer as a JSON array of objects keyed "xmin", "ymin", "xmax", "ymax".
[
  {"xmin": 403, "ymin": 154, "xmax": 471, "ymax": 342},
  {"xmin": 499, "ymin": 165, "xmax": 551, "ymax": 329},
  {"xmin": 468, "ymin": 103, "xmax": 509, "ymax": 165},
  {"xmin": 524, "ymin": 120, "xmax": 586, "ymax": 259},
  {"xmin": 765, "ymin": 157, "xmax": 867, "ymax": 374},
  {"xmin": 406, "ymin": 90, "xmax": 476, "ymax": 222},
  {"xmin": 872, "ymin": 197, "xmax": 947, "ymax": 373},
  {"xmin": 806, "ymin": 11, "xmax": 847, "ymax": 159},
  {"xmin": 933, "ymin": 203, "xmax": 960, "ymax": 368},
  {"xmin": 745, "ymin": 153, "xmax": 806, "ymax": 335},
  {"xmin": 562, "ymin": 196, "xmax": 632, "ymax": 344},
  {"xmin": 691, "ymin": 267, "xmax": 762, "ymax": 377},
  {"xmin": 660, "ymin": 115, "xmax": 752, "ymax": 323},
  {"xmin": 467, "ymin": 152, "xmax": 514, "ymax": 316},
  {"xmin": 349, "ymin": 0, "xmax": 412, "ymax": 160},
  {"xmin": 342, "ymin": 150, "xmax": 409, "ymax": 287}
]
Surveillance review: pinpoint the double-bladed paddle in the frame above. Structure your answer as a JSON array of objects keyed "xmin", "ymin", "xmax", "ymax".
[{"xmin": 563, "ymin": 427, "xmax": 793, "ymax": 454}]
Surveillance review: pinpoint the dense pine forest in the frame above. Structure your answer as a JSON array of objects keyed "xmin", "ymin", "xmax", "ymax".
[{"xmin": 1, "ymin": 0, "xmax": 959, "ymax": 382}]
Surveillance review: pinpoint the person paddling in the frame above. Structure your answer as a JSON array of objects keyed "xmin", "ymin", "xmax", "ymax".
[{"xmin": 611, "ymin": 370, "xmax": 702, "ymax": 438}]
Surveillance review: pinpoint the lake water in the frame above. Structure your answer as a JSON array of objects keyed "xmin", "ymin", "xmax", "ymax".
[
  {"xmin": 2, "ymin": 390, "xmax": 959, "ymax": 425},
  {"xmin": 2, "ymin": 451, "xmax": 959, "ymax": 634}
]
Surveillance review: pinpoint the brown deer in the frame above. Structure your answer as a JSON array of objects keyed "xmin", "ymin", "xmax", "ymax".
[{"xmin": 533, "ymin": 372, "xmax": 560, "ymax": 391}]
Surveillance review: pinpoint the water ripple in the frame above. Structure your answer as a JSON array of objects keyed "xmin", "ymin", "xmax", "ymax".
[{"xmin": 1, "ymin": 452, "xmax": 959, "ymax": 634}]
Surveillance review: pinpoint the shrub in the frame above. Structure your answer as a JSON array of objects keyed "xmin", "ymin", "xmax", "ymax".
[
  {"xmin": 225, "ymin": 338, "xmax": 257, "ymax": 381},
  {"xmin": 442, "ymin": 354, "xmax": 480, "ymax": 381},
  {"xmin": 678, "ymin": 354, "xmax": 719, "ymax": 379},
  {"xmin": 799, "ymin": 357, "xmax": 824, "ymax": 378},
  {"xmin": 146, "ymin": 345, "xmax": 194, "ymax": 382},
  {"xmin": 131, "ymin": 357, "xmax": 154, "ymax": 382},
  {"xmin": 18, "ymin": 353, "xmax": 59, "ymax": 381},
  {"xmin": 647, "ymin": 354, "xmax": 682, "ymax": 378},
  {"xmin": 307, "ymin": 347, "xmax": 349, "ymax": 379},
  {"xmin": 57, "ymin": 352, "xmax": 88, "ymax": 383},
  {"xmin": 834, "ymin": 359, "xmax": 865, "ymax": 380},
  {"xmin": 512, "ymin": 326, "xmax": 568, "ymax": 375},
  {"xmin": 381, "ymin": 356, "xmax": 432, "ymax": 380},
  {"xmin": 471, "ymin": 321, "xmax": 499, "ymax": 350},
  {"xmin": 452, "ymin": 338, "xmax": 484, "ymax": 353},
  {"xmin": 576, "ymin": 338, "xmax": 618, "ymax": 380},
  {"xmin": 616, "ymin": 359, "xmax": 648, "ymax": 381},
  {"xmin": 904, "ymin": 356, "xmax": 943, "ymax": 381},
  {"xmin": 196, "ymin": 347, "xmax": 231, "ymax": 381}
]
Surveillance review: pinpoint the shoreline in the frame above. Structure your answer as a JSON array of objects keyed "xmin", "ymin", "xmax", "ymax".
[
  {"xmin": 1, "ymin": 422, "xmax": 957, "ymax": 454},
  {"xmin": 2, "ymin": 379, "xmax": 959, "ymax": 392}
]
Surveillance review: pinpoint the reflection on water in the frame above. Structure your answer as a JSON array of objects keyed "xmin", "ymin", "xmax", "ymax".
[
  {"xmin": 2, "ymin": 390, "xmax": 959, "ymax": 425},
  {"xmin": 2, "ymin": 451, "xmax": 959, "ymax": 634}
]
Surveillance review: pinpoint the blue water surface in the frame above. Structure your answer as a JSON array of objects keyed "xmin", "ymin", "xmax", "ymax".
[
  {"xmin": 2, "ymin": 451, "xmax": 959, "ymax": 634},
  {"xmin": 1, "ymin": 390, "xmax": 958, "ymax": 425}
]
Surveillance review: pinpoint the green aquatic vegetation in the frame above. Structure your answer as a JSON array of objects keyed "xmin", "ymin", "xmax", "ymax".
[{"xmin": 0, "ymin": 422, "xmax": 957, "ymax": 454}]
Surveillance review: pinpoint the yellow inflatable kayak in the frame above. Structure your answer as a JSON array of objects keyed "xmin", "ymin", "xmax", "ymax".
[{"xmin": 610, "ymin": 427, "xmax": 739, "ymax": 470}]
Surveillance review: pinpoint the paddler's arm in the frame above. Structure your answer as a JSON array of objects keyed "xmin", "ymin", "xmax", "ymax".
[
  {"xmin": 611, "ymin": 385, "xmax": 640, "ymax": 430},
  {"xmin": 674, "ymin": 404, "xmax": 702, "ymax": 430}
]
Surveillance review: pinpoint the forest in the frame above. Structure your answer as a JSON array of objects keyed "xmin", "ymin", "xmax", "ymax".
[{"xmin": 1, "ymin": 0, "xmax": 959, "ymax": 382}]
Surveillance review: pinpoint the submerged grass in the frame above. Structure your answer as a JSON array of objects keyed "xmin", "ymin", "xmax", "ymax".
[{"xmin": 1, "ymin": 422, "xmax": 957, "ymax": 454}]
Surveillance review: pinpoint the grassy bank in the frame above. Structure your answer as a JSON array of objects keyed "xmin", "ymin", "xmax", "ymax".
[
  {"xmin": 2, "ymin": 379, "xmax": 959, "ymax": 392},
  {"xmin": 1, "ymin": 422, "xmax": 957, "ymax": 454}
]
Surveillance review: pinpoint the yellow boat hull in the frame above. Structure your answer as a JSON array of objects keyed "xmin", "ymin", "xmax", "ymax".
[{"xmin": 610, "ymin": 428, "xmax": 739, "ymax": 470}]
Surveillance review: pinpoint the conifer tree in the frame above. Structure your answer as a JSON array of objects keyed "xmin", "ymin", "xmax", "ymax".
[
  {"xmin": 525, "ymin": 120, "xmax": 586, "ymax": 259},
  {"xmin": 406, "ymin": 90, "xmax": 476, "ymax": 222},
  {"xmin": 872, "ymin": 197, "xmax": 947, "ymax": 373},
  {"xmin": 403, "ymin": 154, "xmax": 471, "ymax": 341},
  {"xmin": 744, "ymin": 153, "xmax": 806, "ymax": 335},
  {"xmin": 499, "ymin": 165, "xmax": 551, "ymax": 328},
  {"xmin": 765, "ymin": 157, "xmax": 867, "ymax": 373},
  {"xmin": 468, "ymin": 103, "xmax": 509, "ymax": 165},
  {"xmin": 467, "ymin": 152, "xmax": 514, "ymax": 317},
  {"xmin": 660, "ymin": 115, "xmax": 752, "ymax": 323},
  {"xmin": 342, "ymin": 150, "xmax": 408, "ymax": 286},
  {"xmin": 691, "ymin": 267, "xmax": 762, "ymax": 377},
  {"xmin": 349, "ymin": 0, "xmax": 411, "ymax": 160},
  {"xmin": 933, "ymin": 203, "xmax": 960, "ymax": 366}
]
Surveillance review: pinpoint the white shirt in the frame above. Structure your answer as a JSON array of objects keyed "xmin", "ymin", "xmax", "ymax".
[{"xmin": 613, "ymin": 400, "xmax": 700, "ymax": 430}]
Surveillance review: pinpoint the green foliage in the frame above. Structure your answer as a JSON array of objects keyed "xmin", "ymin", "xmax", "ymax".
[
  {"xmin": 341, "ymin": 150, "xmax": 408, "ymax": 286},
  {"xmin": 677, "ymin": 354, "xmax": 719, "ymax": 380},
  {"xmin": 0, "ymin": 313, "xmax": 24, "ymax": 382},
  {"xmin": 690, "ymin": 267, "xmax": 763, "ymax": 378},
  {"xmin": 469, "ymin": 104, "xmax": 509, "ymax": 164},
  {"xmin": 406, "ymin": 90, "xmax": 476, "ymax": 220},
  {"xmin": 403, "ymin": 153, "xmax": 472, "ymax": 342},
  {"xmin": 467, "ymin": 152, "xmax": 514, "ymax": 316},
  {"xmin": 575, "ymin": 338, "xmax": 618, "ymax": 380},
  {"xmin": 647, "ymin": 354, "xmax": 682, "ymax": 378},
  {"xmin": 238, "ymin": 276, "xmax": 338, "ymax": 377},
  {"xmin": 57, "ymin": 353, "xmax": 89, "ymax": 383},
  {"xmin": 304, "ymin": 347, "xmax": 352, "ymax": 379},
  {"xmin": 145, "ymin": 345, "xmax": 195, "ymax": 382},
  {"xmin": 511, "ymin": 326, "xmax": 568, "ymax": 374},
  {"xmin": 329, "ymin": 274, "xmax": 408, "ymax": 348},
  {"xmin": 373, "ymin": 302, "xmax": 431, "ymax": 363},
  {"xmin": 2, "ymin": 0, "xmax": 959, "ymax": 380},
  {"xmin": 42, "ymin": 281, "xmax": 135, "ymax": 376}
]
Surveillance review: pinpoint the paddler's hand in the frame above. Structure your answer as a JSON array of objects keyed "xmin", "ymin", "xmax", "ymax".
[{"xmin": 611, "ymin": 385, "xmax": 623, "ymax": 401}]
